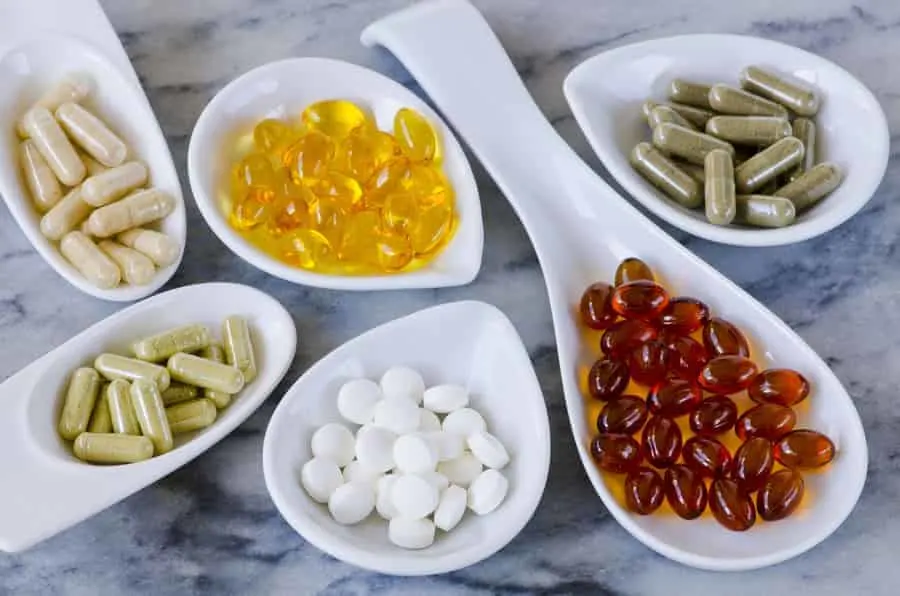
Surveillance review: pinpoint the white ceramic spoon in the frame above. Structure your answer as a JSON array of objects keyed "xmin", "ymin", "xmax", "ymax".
[
  {"xmin": 362, "ymin": 0, "xmax": 867, "ymax": 571},
  {"xmin": 263, "ymin": 301, "xmax": 550, "ymax": 575},
  {"xmin": 0, "ymin": 0, "xmax": 186, "ymax": 302},
  {"xmin": 0, "ymin": 282, "xmax": 297, "ymax": 553}
]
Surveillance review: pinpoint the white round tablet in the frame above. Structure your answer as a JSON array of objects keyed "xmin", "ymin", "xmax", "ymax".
[
  {"xmin": 300, "ymin": 457, "xmax": 344, "ymax": 503},
  {"xmin": 434, "ymin": 484, "xmax": 467, "ymax": 532},
  {"xmin": 337, "ymin": 378, "xmax": 382, "ymax": 425},
  {"xmin": 380, "ymin": 366, "xmax": 426, "ymax": 404},
  {"xmin": 390, "ymin": 474, "xmax": 439, "ymax": 519},
  {"xmin": 311, "ymin": 423, "xmax": 356, "ymax": 467},
  {"xmin": 355, "ymin": 425, "xmax": 397, "ymax": 473},
  {"xmin": 372, "ymin": 396, "xmax": 420, "ymax": 434},
  {"xmin": 436, "ymin": 453, "xmax": 483, "ymax": 487},
  {"xmin": 393, "ymin": 434, "xmax": 438, "ymax": 474},
  {"xmin": 342, "ymin": 460, "xmax": 382, "ymax": 486},
  {"xmin": 375, "ymin": 475, "xmax": 399, "ymax": 520},
  {"xmin": 467, "ymin": 469, "xmax": 508, "ymax": 515},
  {"xmin": 424, "ymin": 430, "xmax": 465, "ymax": 462},
  {"xmin": 328, "ymin": 480, "xmax": 375, "ymax": 525},
  {"xmin": 467, "ymin": 431, "xmax": 510, "ymax": 469},
  {"xmin": 389, "ymin": 516, "xmax": 435, "ymax": 550},
  {"xmin": 417, "ymin": 408, "xmax": 442, "ymax": 432},
  {"xmin": 423, "ymin": 384, "xmax": 469, "ymax": 413},
  {"xmin": 442, "ymin": 407, "xmax": 487, "ymax": 437},
  {"xmin": 420, "ymin": 470, "xmax": 450, "ymax": 492}
]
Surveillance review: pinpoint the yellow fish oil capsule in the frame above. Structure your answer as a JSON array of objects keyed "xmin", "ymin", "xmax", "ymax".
[
  {"xmin": 167, "ymin": 352, "xmax": 245, "ymax": 394},
  {"xmin": 735, "ymin": 195, "xmax": 797, "ymax": 228},
  {"xmin": 40, "ymin": 187, "xmax": 93, "ymax": 241},
  {"xmin": 73, "ymin": 433, "xmax": 154, "ymax": 464},
  {"xmin": 652, "ymin": 123, "xmax": 735, "ymax": 166},
  {"xmin": 708, "ymin": 84, "xmax": 789, "ymax": 118},
  {"xmin": 301, "ymin": 99, "xmax": 370, "ymax": 139},
  {"xmin": 394, "ymin": 108, "xmax": 439, "ymax": 162},
  {"xmin": 668, "ymin": 79, "xmax": 713, "ymax": 109},
  {"xmin": 95, "ymin": 353, "xmax": 171, "ymax": 391},
  {"xmin": 98, "ymin": 240, "xmax": 156, "ymax": 286},
  {"xmin": 116, "ymin": 228, "xmax": 180, "ymax": 267},
  {"xmin": 337, "ymin": 128, "xmax": 398, "ymax": 180},
  {"xmin": 161, "ymin": 382, "xmax": 200, "ymax": 406},
  {"xmin": 87, "ymin": 389, "xmax": 113, "ymax": 433},
  {"xmin": 705, "ymin": 116, "xmax": 792, "ymax": 147},
  {"xmin": 667, "ymin": 102, "xmax": 714, "ymax": 128},
  {"xmin": 199, "ymin": 345, "xmax": 232, "ymax": 409},
  {"xmin": 283, "ymin": 131, "xmax": 336, "ymax": 181},
  {"xmin": 85, "ymin": 188, "xmax": 176, "ymax": 238},
  {"xmin": 16, "ymin": 74, "xmax": 92, "ymax": 137},
  {"xmin": 253, "ymin": 118, "xmax": 292, "ymax": 153},
  {"xmin": 165, "ymin": 398, "xmax": 217, "ymax": 434},
  {"xmin": 58, "ymin": 367, "xmax": 102, "ymax": 440},
  {"xmin": 81, "ymin": 161, "xmax": 149, "ymax": 207},
  {"xmin": 648, "ymin": 106, "xmax": 695, "ymax": 131},
  {"xmin": 735, "ymin": 137, "xmax": 804, "ymax": 193},
  {"xmin": 22, "ymin": 107, "xmax": 86, "ymax": 186},
  {"xmin": 375, "ymin": 230, "xmax": 413, "ymax": 271},
  {"xmin": 132, "ymin": 324, "xmax": 212, "ymax": 362},
  {"xmin": 411, "ymin": 201, "xmax": 453, "ymax": 255},
  {"xmin": 630, "ymin": 142, "xmax": 702, "ymax": 208},
  {"xmin": 55, "ymin": 102, "xmax": 128, "ymax": 167},
  {"xmin": 20, "ymin": 139, "xmax": 62, "ymax": 212},
  {"xmin": 60, "ymin": 231, "xmax": 122, "ymax": 289},
  {"xmin": 222, "ymin": 316, "xmax": 257, "ymax": 384},
  {"xmin": 705, "ymin": 149, "xmax": 736, "ymax": 226},
  {"xmin": 740, "ymin": 66, "xmax": 821, "ymax": 117},
  {"xmin": 107, "ymin": 379, "xmax": 140, "ymax": 435},
  {"xmin": 775, "ymin": 162, "xmax": 843, "ymax": 211},
  {"xmin": 130, "ymin": 379, "xmax": 174, "ymax": 455}
]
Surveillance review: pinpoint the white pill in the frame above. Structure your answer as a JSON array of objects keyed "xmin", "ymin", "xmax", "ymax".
[
  {"xmin": 81, "ymin": 161, "xmax": 149, "ymax": 207},
  {"xmin": 355, "ymin": 425, "xmax": 396, "ymax": 473},
  {"xmin": 380, "ymin": 366, "xmax": 425, "ymax": 404},
  {"xmin": 442, "ymin": 408, "xmax": 487, "ymax": 437},
  {"xmin": 98, "ymin": 240, "xmax": 156, "ymax": 286},
  {"xmin": 467, "ymin": 469, "xmax": 509, "ymax": 515},
  {"xmin": 300, "ymin": 457, "xmax": 343, "ymax": 503},
  {"xmin": 437, "ymin": 453, "xmax": 483, "ymax": 487},
  {"xmin": 372, "ymin": 396, "xmax": 420, "ymax": 434},
  {"xmin": 467, "ymin": 431, "xmax": 510, "ymax": 469},
  {"xmin": 391, "ymin": 474, "xmax": 439, "ymax": 519},
  {"xmin": 328, "ymin": 481, "xmax": 375, "ymax": 525},
  {"xmin": 56, "ymin": 102, "xmax": 128, "ymax": 167},
  {"xmin": 375, "ymin": 475, "xmax": 399, "ymax": 520},
  {"xmin": 393, "ymin": 433, "xmax": 438, "ymax": 474},
  {"xmin": 420, "ymin": 470, "xmax": 449, "ymax": 492},
  {"xmin": 342, "ymin": 460, "xmax": 382, "ymax": 486},
  {"xmin": 389, "ymin": 517, "xmax": 435, "ymax": 550},
  {"xmin": 337, "ymin": 378, "xmax": 382, "ymax": 425},
  {"xmin": 423, "ymin": 384, "xmax": 469, "ymax": 413},
  {"xmin": 311, "ymin": 422, "xmax": 356, "ymax": 467},
  {"xmin": 117, "ymin": 228, "xmax": 180, "ymax": 268},
  {"xmin": 434, "ymin": 484, "xmax": 467, "ymax": 532},
  {"xmin": 418, "ymin": 408, "xmax": 441, "ymax": 432},
  {"xmin": 425, "ymin": 430, "xmax": 465, "ymax": 461}
]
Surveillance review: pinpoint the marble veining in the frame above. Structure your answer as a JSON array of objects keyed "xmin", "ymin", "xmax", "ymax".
[{"xmin": 1, "ymin": 0, "xmax": 899, "ymax": 593}]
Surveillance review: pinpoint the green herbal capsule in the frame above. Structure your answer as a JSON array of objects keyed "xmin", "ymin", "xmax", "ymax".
[
  {"xmin": 73, "ymin": 433, "xmax": 154, "ymax": 464},
  {"xmin": 705, "ymin": 149, "xmax": 736, "ymax": 226},
  {"xmin": 648, "ymin": 106, "xmax": 695, "ymax": 131},
  {"xmin": 87, "ymin": 388, "xmax": 113, "ymax": 434},
  {"xmin": 58, "ymin": 367, "xmax": 101, "ymax": 440},
  {"xmin": 131, "ymin": 324, "xmax": 212, "ymax": 362},
  {"xmin": 630, "ymin": 142, "xmax": 702, "ymax": 208},
  {"xmin": 107, "ymin": 379, "xmax": 140, "ymax": 435},
  {"xmin": 161, "ymin": 382, "xmax": 199, "ymax": 406},
  {"xmin": 199, "ymin": 345, "xmax": 232, "ymax": 409},
  {"xmin": 222, "ymin": 316, "xmax": 257, "ymax": 384},
  {"xmin": 740, "ymin": 66, "xmax": 821, "ymax": 117},
  {"xmin": 735, "ymin": 195, "xmax": 797, "ymax": 228},
  {"xmin": 94, "ymin": 353, "xmax": 170, "ymax": 391},
  {"xmin": 668, "ymin": 79, "xmax": 713, "ymax": 109},
  {"xmin": 784, "ymin": 118, "xmax": 817, "ymax": 182},
  {"xmin": 652, "ymin": 123, "xmax": 735, "ymax": 166},
  {"xmin": 775, "ymin": 162, "xmax": 843, "ymax": 211},
  {"xmin": 167, "ymin": 352, "xmax": 245, "ymax": 394},
  {"xmin": 708, "ymin": 84, "xmax": 789, "ymax": 118},
  {"xmin": 641, "ymin": 100, "xmax": 660, "ymax": 121},
  {"xmin": 705, "ymin": 116, "xmax": 792, "ymax": 147},
  {"xmin": 735, "ymin": 137, "xmax": 804, "ymax": 193},
  {"xmin": 674, "ymin": 160, "xmax": 706, "ymax": 184},
  {"xmin": 130, "ymin": 379, "xmax": 174, "ymax": 455},
  {"xmin": 166, "ymin": 398, "xmax": 217, "ymax": 434},
  {"xmin": 668, "ymin": 102, "xmax": 714, "ymax": 128}
]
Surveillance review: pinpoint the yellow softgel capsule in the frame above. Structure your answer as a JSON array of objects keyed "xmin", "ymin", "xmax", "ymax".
[
  {"xmin": 338, "ymin": 209, "xmax": 381, "ymax": 265},
  {"xmin": 282, "ymin": 228, "xmax": 333, "ymax": 270},
  {"xmin": 364, "ymin": 158, "xmax": 410, "ymax": 208},
  {"xmin": 253, "ymin": 119, "xmax": 292, "ymax": 153},
  {"xmin": 301, "ymin": 100, "xmax": 370, "ymax": 139},
  {"xmin": 411, "ymin": 201, "xmax": 454, "ymax": 255},
  {"xmin": 229, "ymin": 189, "xmax": 272, "ymax": 231},
  {"xmin": 383, "ymin": 192, "xmax": 418, "ymax": 233},
  {"xmin": 375, "ymin": 231, "xmax": 413, "ymax": 271},
  {"xmin": 308, "ymin": 197, "xmax": 346, "ymax": 247},
  {"xmin": 400, "ymin": 162, "xmax": 448, "ymax": 203},
  {"xmin": 308, "ymin": 170, "xmax": 363, "ymax": 212},
  {"xmin": 232, "ymin": 153, "xmax": 277, "ymax": 196},
  {"xmin": 282, "ymin": 130, "xmax": 335, "ymax": 182},
  {"xmin": 336, "ymin": 128, "xmax": 398, "ymax": 181},
  {"xmin": 394, "ymin": 108, "xmax": 439, "ymax": 162}
]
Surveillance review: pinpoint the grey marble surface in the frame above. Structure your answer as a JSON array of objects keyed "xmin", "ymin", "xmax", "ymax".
[{"xmin": 1, "ymin": 0, "xmax": 898, "ymax": 593}]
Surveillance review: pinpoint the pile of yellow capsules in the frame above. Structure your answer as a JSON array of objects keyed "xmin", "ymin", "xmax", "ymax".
[{"xmin": 225, "ymin": 100, "xmax": 456, "ymax": 275}]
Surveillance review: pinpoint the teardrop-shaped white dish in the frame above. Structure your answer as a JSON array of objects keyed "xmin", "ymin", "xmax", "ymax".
[
  {"xmin": 263, "ymin": 301, "xmax": 550, "ymax": 575},
  {"xmin": 362, "ymin": 0, "xmax": 867, "ymax": 571},
  {"xmin": 0, "ymin": 282, "xmax": 297, "ymax": 553}
]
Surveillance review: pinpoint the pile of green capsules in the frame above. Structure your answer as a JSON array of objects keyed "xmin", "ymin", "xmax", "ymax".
[
  {"xmin": 57, "ymin": 317, "xmax": 257, "ymax": 465},
  {"xmin": 630, "ymin": 66, "xmax": 843, "ymax": 228}
]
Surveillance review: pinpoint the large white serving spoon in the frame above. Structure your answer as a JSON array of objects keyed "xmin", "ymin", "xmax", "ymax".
[{"xmin": 362, "ymin": 0, "xmax": 867, "ymax": 571}]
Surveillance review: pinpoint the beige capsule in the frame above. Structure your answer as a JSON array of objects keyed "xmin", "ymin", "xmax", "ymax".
[
  {"xmin": 223, "ymin": 316, "xmax": 257, "ymax": 384},
  {"xmin": 16, "ymin": 74, "xmax": 92, "ymax": 137},
  {"xmin": 94, "ymin": 353, "xmax": 171, "ymax": 391},
  {"xmin": 60, "ymin": 231, "xmax": 122, "ymax": 289},
  {"xmin": 55, "ymin": 103, "xmax": 128, "ymax": 167},
  {"xmin": 22, "ymin": 107, "xmax": 86, "ymax": 186},
  {"xmin": 168, "ymin": 352, "xmax": 245, "ymax": 395},
  {"xmin": 161, "ymin": 382, "xmax": 200, "ymax": 406},
  {"xmin": 166, "ymin": 398, "xmax": 217, "ymax": 434},
  {"xmin": 98, "ymin": 240, "xmax": 156, "ymax": 286},
  {"xmin": 775, "ymin": 162, "xmax": 843, "ymax": 211},
  {"xmin": 708, "ymin": 84, "xmax": 789, "ymax": 118},
  {"xmin": 740, "ymin": 66, "xmax": 821, "ymax": 117},
  {"xmin": 130, "ymin": 379, "xmax": 174, "ymax": 455},
  {"xmin": 107, "ymin": 379, "xmax": 141, "ymax": 435},
  {"xmin": 648, "ymin": 106, "xmax": 695, "ymax": 131},
  {"xmin": 705, "ymin": 116, "xmax": 792, "ymax": 146},
  {"xmin": 705, "ymin": 149, "xmax": 736, "ymax": 226},
  {"xmin": 734, "ymin": 137, "xmax": 804, "ymax": 193},
  {"xmin": 40, "ymin": 186, "xmax": 93, "ymax": 241},
  {"xmin": 116, "ymin": 228, "xmax": 180, "ymax": 268},
  {"xmin": 735, "ymin": 195, "xmax": 797, "ymax": 228},
  {"xmin": 132, "ymin": 324, "xmax": 212, "ymax": 362},
  {"xmin": 86, "ymin": 188, "xmax": 176, "ymax": 238},
  {"xmin": 668, "ymin": 79, "xmax": 713, "ymax": 109},
  {"xmin": 652, "ymin": 123, "xmax": 735, "ymax": 166},
  {"xmin": 81, "ymin": 161, "xmax": 149, "ymax": 207},
  {"xmin": 20, "ymin": 139, "xmax": 62, "ymax": 212},
  {"xmin": 199, "ymin": 344, "xmax": 232, "ymax": 409},
  {"xmin": 79, "ymin": 150, "xmax": 107, "ymax": 176},
  {"xmin": 73, "ymin": 432, "xmax": 154, "ymax": 464},
  {"xmin": 87, "ymin": 388, "xmax": 113, "ymax": 433},
  {"xmin": 58, "ymin": 367, "xmax": 102, "ymax": 440},
  {"xmin": 667, "ymin": 102, "xmax": 715, "ymax": 128},
  {"xmin": 630, "ymin": 142, "xmax": 702, "ymax": 208}
]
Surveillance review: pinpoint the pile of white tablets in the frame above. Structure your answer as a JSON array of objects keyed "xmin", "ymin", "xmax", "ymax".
[{"xmin": 300, "ymin": 366, "xmax": 511, "ymax": 549}]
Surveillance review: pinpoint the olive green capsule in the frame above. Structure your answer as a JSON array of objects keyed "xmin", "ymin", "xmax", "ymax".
[
  {"xmin": 132, "ymin": 324, "xmax": 212, "ymax": 362},
  {"xmin": 735, "ymin": 195, "xmax": 797, "ymax": 227},
  {"xmin": 107, "ymin": 379, "xmax": 140, "ymax": 435},
  {"xmin": 740, "ymin": 66, "xmax": 821, "ymax": 117},
  {"xmin": 648, "ymin": 106, "xmax": 695, "ymax": 131},
  {"xmin": 94, "ymin": 353, "xmax": 171, "ymax": 391},
  {"xmin": 166, "ymin": 398, "xmax": 217, "ymax": 434},
  {"xmin": 167, "ymin": 352, "xmax": 245, "ymax": 395},
  {"xmin": 735, "ymin": 137, "xmax": 804, "ymax": 193},
  {"xmin": 652, "ymin": 123, "xmax": 735, "ymax": 166},
  {"xmin": 673, "ymin": 159, "xmax": 706, "ymax": 184},
  {"xmin": 775, "ymin": 162, "xmax": 843, "ymax": 211},
  {"xmin": 130, "ymin": 379, "xmax": 174, "ymax": 455},
  {"xmin": 705, "ymin": 116, "xmax": 792, "ymax": 146},
  {"xmin": 73, "ymin": 433, "xmax": 154, "ymax": 464},
  {"xmin": 641, "ymin": 100, "xmax": 660, "ymax": 121},
  {"xmin": 630, "ymin": 142, "xmax": 702, "ymax": 208},
  {"xmin": 223, "ymin": 316, "xmax": 257, "ymax": 384},
  {"xmin": 87, "ymin": 388, "xmax": 113, "ymax": 434},
  {"xmin": 58, "ymin": 367, "xmax": 101, "ymax": 440},
  {"xmin": 667, "ymin": 102, "xmax": 714, "ymax": 128},
  {"xmin": 668, "ymin": 79, "xmax": 713, "ymax": 109},
  {"xmin": 708, "ymin": 84, "xmax": 789, "ymax": 118},
  {"xmin": 784, "ymin": 118, "xmax": 817, "ymax": 182},
  {"xmin": 705, "ymin": 149, "xmax": 736, "ymax": 226},
  {"xmin": 199, "ymin": 345, "xmax": 232, "ymax": 409},
  {"xmin": 161, "ymin": 382, "xmax": 200, "ymax": 406}
]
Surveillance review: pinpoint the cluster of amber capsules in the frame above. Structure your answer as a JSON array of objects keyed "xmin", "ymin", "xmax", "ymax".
[
  {"xmin": 226, "ymin": 100, "xmax": 456, "ymax": 274},
  {"xmin": 581, "ymin": 258, "xmax": 836, "ymax": 531}
]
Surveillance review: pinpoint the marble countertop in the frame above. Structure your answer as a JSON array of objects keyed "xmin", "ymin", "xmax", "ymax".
[{"xmin": 1, "ymin": 0, "xmax": 898, "ymax": 593}]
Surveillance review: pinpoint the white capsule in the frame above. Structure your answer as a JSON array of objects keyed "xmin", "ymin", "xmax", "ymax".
[
  {"xmin": 20, "ymin": 139, "xmax": 62, "ymax": 212},
  {"xmin": 467, "ymin": 469, "xmax": 509, "ymax": 515},
  {"xmin": 380, "ymin": 366, "xmax": 425, "ymax": 404},
  {"xmin": 311, "ymin": 422, "xmax": 356, "ymax": 467},
  {"xmin": 300, "ymin": 457, "xmax": 343, "ymax": 504},
  {"xmin": 328, "ymin": 481, "xmax": 374, "ymax": 525},
  {"xmin": 420, "ymin": 470, "xmax": 450, "ymax": 492},
  {"xmin": 442, "ymin": 407, "xmax": 487, "ymax": 437},
  {"xmin": 81, "ymin": 161, "xmax": 149, "ymax": 207},
  {"xmin": 375, "ymin": 474, "xmax": 399, "ymax": 520},
  {"xmin": 355, "ymin": 425, "xmax": 396, "ymax": 473},
  {"xmin": 16, "ymin": 74, "xmax": 92, "ymax": 137},
  {"xmin": 60, "ymin": 231, "xmax": 121, "ymax": 289},
  {"xmin": 40, "ymin": 186, "xmax": 93, "ymax": 241},
  {"xmin": 98, "ymin": 240, "xmax": 156, "ymax": 286},
  {"xmin": 423, "ymin": 384, "xmax": 469, "ymax": 414},
  {"xmin": 425, "ymin": 430, "xmax": 465, "ymax": 462},
  {"xmin": 86, "ymin": 188, "xmax": 176, "ymax": 237},
  {"xmin": 389, "ymin": 517, "xmax": 435, "ymax": 550},
  {"xmin": 22, "ymin": 106, "xmax": 86, "ymax": 186},
  {"xmin": 55, "ymin": 102, "xmax": 127, "ymax": 167},
  {"xmin": 417, "ymin": 408, "xmax": 441, "ymax": 432},
  {"xmin": 390, "ymin": 474, "xmax": 439, "ymax": 519},
  {"xmin": 372, "ymin": 396, "xmax": 420, "ymax": 434},
  {"xmin": 393, "ymin": 433, "xmax": 438, "ymax": 474},
  {"xmin": 342, "ymin": 460, "xmax": 382, "ymax": 487},
  {"xmin": 467, "ymin": 431, "xmax": 510, "ymax": 469},
  {"xmin": 436, "ymin": 453, "xmax": 483, "ymax": 488},
  {"xmin": 116, "ymin": 228, "xmax": 180, "ymax": 268},
  {"xmin": 434, "ymin": 484, "xmax": 467, "ymax": 532},
  {"xmin": 336, "ymin": 378, "xmax": 382, "ymax": 425}
]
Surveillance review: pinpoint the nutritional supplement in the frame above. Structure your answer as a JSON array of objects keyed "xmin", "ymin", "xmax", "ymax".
[
  {"xmin": 87, "ymin": 391, "xmax": 113, "ymax": 434},
  {"xmin": 704, "ymin": 116, "xmax": 792, "ymax": 146},
  {"xmin": 587, "ymin": 358, "xmax": 630, "ymax": 401},
  {"xmin": 167, "ymin": 352, "xmax": 245, "ymax": 394},
  {"xmin": 734, "ymin": 137, "xmax": 804, "ymax": 193},
  {"xmin": 735, "ymin": 403, "xmax": 797, "ymax": 441},
  {"xmin": 337, "ymin": 378, "xmax": 382, "ymax": 425},
  {"xmin": 600, "ymin": 319, "xmax": 658, "ymax": 357},
  {"xmin": 651, "ymin": 123, "xmax": 735, "ymax": 166},
  {"xmin": 774, "ymin": 430, "xmax": 835, "ymax": 468},
  {"xmin": 73, "ymin": 433, "xmax": 154, "ymax": 464},
  {"xmin": 20, "ymin": 139, "xmax": 62, "ymax": 211},
  {"xmin": 467, "ymin": 431, "xmax": 510, "ymax": 469},
  {"xmin": 641, "ymin": 416, "xmax": 682, "ymax": 468},
  {"xmin": 628, "ymin": 340, "xmax": 668, "ymax": 385},
  {"xmin": 117, "ymin": 228, "xmax": 180, "ymax": 268},
  {"xmin": 330, "ymin": 481, "xmax": 376, "ymax": 525},
  {"xmin": 55, "ymin": 102, "xmax": 128, "ymax": 167},
  {"xmin": 301, "ymin": 457, "xmax": 344, "ymax": 503},
  {"xmin": 704, "ymin": 149, "xmax": 736, "ymax": 225},
  {"xmin": 423, "ymin": 384, "xmax": 469, "ymax": 413},
  {"xmin": 659, "ymin": 297, "xmax": 710, "ymax": 334},
  {"xmin": 775, "ymin": 162, "xmax": 843, "ymax": 211},
  {"xmin": 614, "ymin": 257, "xmax": 654, "ymax": 285},
  {"xmin": 198, "ymin": 344, "xmax": 232, "ymax": 409},
  {"xmin": 373, "ymin": 396, "xmax": 420, "ymax": 434},
  {"xmin": 355, "ymin": 425, "xmax": 397, "ymax": 473},
  {"xmin": 698, "ymin": 355, "xmax": 759, "ymax": 394},
  {"xmin": 130, "ymin": 379, "xmax": 174, "ymax": 455},
  {"xmin": 58, "ymin": 367, "xmax": 102, "ymax": 440},
  {"xmin": 668, "ymin": 79, "xmax": 713, "ymax": 109},
  {"xmin": 667, "ymin": 102, "xmax": 714, "ymax": 128},
  {"xmin": 389, "ymin": 517, "xmax": 435, "ymax": 549},
  {"xmin": 688, "ymin": 395, "xmax": 738, "ymax": 436},
  {"xmin": 60, "ymin": 231, "xmax": 122, "ymax": 289},
  {"xmin": 380, "ymin": 366, "xmax": 426, "ymax": 404},
  {"xmin": 165, "ymin": 398, "xmax": 217, "ymax": 434},
  {"xmin": 732, "ymin": 437, "xmax": 774, "ymax": 492},
  {"xmin": 748, "ymin": 368, "xmax": 810, "ymax": 406},
  {"xmin": 133, "ymin": 324, "xmax": 212, "ymax": 362},
  {"xmin": 735, "ymin": 195, "xmax": 797, "ymax": 228},
  {"xmin": 222, "ymin": 316, "xmax": 257, "ymax": 383},
  {"xmin": 438, "ymin": 453, "xmax": 483, "ymax": 487},
  {"xmin": 98, "ymin": 240, "xmax": 156, "ymax": 286},
  {"xmin": 703, "ymin": 317, "xmax": 750, "ymax": 357},
  {"xmin": 648, "ymin": 106, "xmax": 695, "ymax": 131},
  {"xmin": 787, "ymin": 118, "xmax": 817, "ymax": 179},
  {"xmin": 40, "ymin": 187, "xmax": 93, "ymax": 241},
  {"xmin": 709, "ymin": 478, "xmax": 756, "ymax": 531},
  {"xmin": 16, "ymin": 74, "xmax": 92, "ymax": 137},
  {"xmin": 81, "ymin": 161, "xmax": 149, "ymax": 207},
  {"xmin": 95, "ymin": 353, "xmax": 171, "ymax": 391},
  {"xmin": 312, "ymin": 423, "xmax": 356, "ymax": 467},
  {"xmin": 740, "ymin": 66, "xmax": 820, "ymax": 117},
  {"xmin": 624, "ymin": 467, "xmax": 664, "ymax": 515},
  {"xmin": 611, "ymin": 280, "xmax": 670, "ymax": 320},
  {"xmin": 107, "ymin": 379, "xmax": 140, "ymax": 435},
  {"xmin": 708, "ymin": 84, "xmax": 789, "ymax": 118},
  {"xmin": 757, "ymin": 469, "xmax": 805, "ymax": 521},
  {"xmin": 664, "ymin": 464, "xmax": 707, "ymax": 520},
  {"xmin": 22, "ymin": 106, "xmax": 86, "ymax": 186},
  {"xmin": 467, "ymin": 468, "xmax": 508, "ymax": 515},
  {"xmin": 682, "ymin": 436, "xmax": 731, "ymax": 478},
  {"xmin": 85, "ymin": 188, "xmax": 175, "ymax": 238},
  {"xmin": 434, "ymin": 484, "xmax": 467, "ymax": 531},
  {"xmin": 393, "ymin": 434, "xmax": 438, "ymax": 474},
  {"xmin": 394, "ymin": 107, "xmax": 439, "ymax": 162},
  {"xmin": 647, "ymin": 379, "xmax": 702, "ymax": 418},
  {"xmin": 442, "ymin": 407, "xmax": 487, "ymax": 437},
  {"xmin": 664, "ymin": 335, "xmax": 708, "ymax": 379},
  {"xmin": 596, "ymin": 395, "xmax": 648, "ymax": 435}
]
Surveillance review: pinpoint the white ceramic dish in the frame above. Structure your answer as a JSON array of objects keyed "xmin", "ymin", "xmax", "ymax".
[
  {"xmin": 188, "ymin": 57, "xmax": 483, "ymax": 291},
  {"xmin": 563, "ymin": 34, "xmax": 889, "ymax": 247},
  {"xmin": 0, "ymin": 32, "xmax": 186, "ymax": 301},
  {"xmin": 263, "ymin": 301, "xmax": 550, "ymax": 575},
  {"xmin": 363, "ymin": 0, "xmax": 868, "ymax": 571},
  {"xmin": 0, "ymin": 282, "xmax": 297, "ymax": 553}
]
